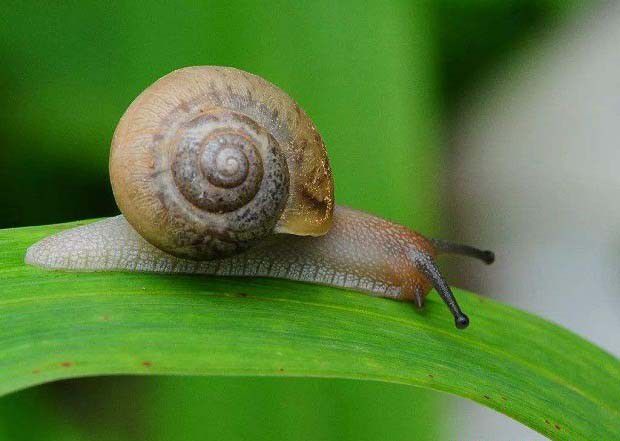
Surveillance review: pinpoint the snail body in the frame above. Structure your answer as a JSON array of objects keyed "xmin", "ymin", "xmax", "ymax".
[{"xmin": 25, "ymin": 66, "xmax": 494, "ymax": 329}]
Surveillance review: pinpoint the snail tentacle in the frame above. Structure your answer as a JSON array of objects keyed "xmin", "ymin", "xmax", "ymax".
[
  {"xmin": 430, "ymin": 238, "xmax": 495, "ymax": 265},
  {"xmin": 411, "ymin": 252, "xmax": 470, "ymax": 329}
]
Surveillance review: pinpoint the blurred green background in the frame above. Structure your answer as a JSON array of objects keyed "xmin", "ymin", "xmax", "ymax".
[{"xmin": 0, "ymin": 1, "xmax": 578, "ymax": 440}]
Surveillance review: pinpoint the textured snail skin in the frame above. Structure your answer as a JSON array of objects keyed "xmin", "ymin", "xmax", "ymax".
[
  {"xmin": 25, "ymin": 206, "xmax": 436, "ymax": 305},
  {"xmin": 110, "ymin": 66, "xmax": 333, "ymax": 261}
]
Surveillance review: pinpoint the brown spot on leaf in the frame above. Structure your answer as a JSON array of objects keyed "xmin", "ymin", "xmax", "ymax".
[
  {"xmin": 427, "ymin": 374, "xmax": 434, "ymax": 379},
  {"xmin": 278, "ymin": 368, "xmax": 285, "ymax": 373},
  {"xmin": 142, "ymin": 361, "xmax": 153, "ymax": 367},
  {"xmin": 237, "ymin": 292, "xmax": 248, "ymax": 298},
  {"xmin": 483, "ymin": 395, "xmax": 490, "ymax": 400},
  {"xmin": 545, "ymin": 419, "xmax": 550, "ymax": 425},
  {"xmin": 554, "ymin": 424, "xmax": 561, "ymax": 430},
  {"xmin": 60, "ymin": 362, "xmax": 73, "ymax": 368},
  {"xmin": 32, "ymin": 369, "xmax": 40, "ymax": 374}
]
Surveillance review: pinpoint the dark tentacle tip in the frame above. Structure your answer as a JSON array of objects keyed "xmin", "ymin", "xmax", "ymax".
[
  {"xmin": 482, "ymin": 251, "xmax": 495, "ymax": 265},
  {"xmin": 455, "ymin": 314, "xmax": 470, "ymax": 329}
]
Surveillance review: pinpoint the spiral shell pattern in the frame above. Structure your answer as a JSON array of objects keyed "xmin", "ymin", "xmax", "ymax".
[
  {"xmin": 110, "ymin": 66, "xmax": 333, "ymax": 260},
  {"xmin": 171, "ymin": 111, "xmax": 286, "ymax": 215}
]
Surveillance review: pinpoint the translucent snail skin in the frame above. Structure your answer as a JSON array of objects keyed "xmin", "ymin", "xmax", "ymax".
[{"xmin": 25, "ymin": 66, "xmax": 494, "ymax": 329}]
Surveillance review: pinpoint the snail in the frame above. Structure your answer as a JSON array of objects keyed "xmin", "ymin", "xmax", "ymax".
[{"xmin": 25, "ymin": 66, "xmax": 494, "ymax": 329}]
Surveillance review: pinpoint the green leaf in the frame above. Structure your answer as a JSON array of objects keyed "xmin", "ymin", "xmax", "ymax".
[{"xmin": 1, "ymin": 222, "xmax": 619, "ymax": 441}]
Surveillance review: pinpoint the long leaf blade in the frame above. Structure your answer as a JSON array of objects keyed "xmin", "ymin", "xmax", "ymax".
[{"xmin": 1, "ymin": 221, "xmax": 618, "ymax": 440}]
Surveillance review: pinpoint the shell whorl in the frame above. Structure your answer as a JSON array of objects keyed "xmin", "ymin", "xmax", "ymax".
[
  {"xmin": 110, "ymin": 66, "xmax": 334, "ymax": 260},
  {"xmin": 153, "ymin": 109, "xmax": 289, "ymax": 259}
]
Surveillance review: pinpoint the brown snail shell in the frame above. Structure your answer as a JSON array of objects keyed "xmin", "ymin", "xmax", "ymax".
[{"xmin": 110, "ymin": 66, "xmax": 334, "ymax": 260}]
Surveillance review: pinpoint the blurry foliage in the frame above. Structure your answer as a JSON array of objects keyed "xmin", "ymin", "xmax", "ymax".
[
  {"xmin": 0, "ymin": 0, "xmax": 582, "ymax": 440},
  {"xmin": 436, "ymin": 0, "xmax": 580, "ymax": 113}
]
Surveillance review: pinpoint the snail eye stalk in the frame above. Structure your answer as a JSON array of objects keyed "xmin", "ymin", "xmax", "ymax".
[
  {"xmin": 412, "ymin": 240, "xmax": 495, "ymax": 329},
  {"xmin": 430, "ymin": 239, "xmax": 495, "ymax": 265},
  {"xmin": 412, "ymin": 252, "xmax": 469, "ymax": 329}
]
